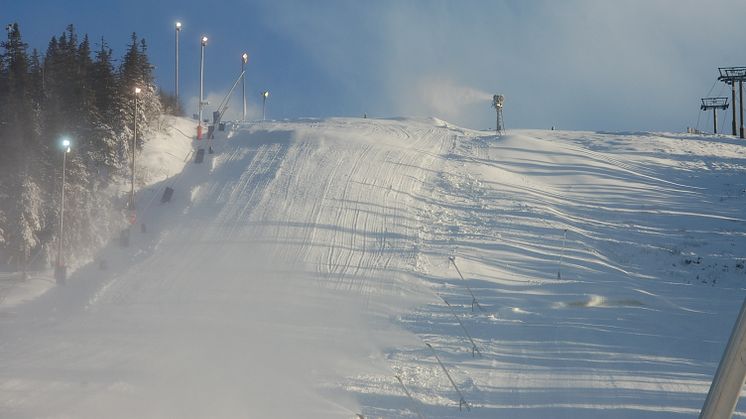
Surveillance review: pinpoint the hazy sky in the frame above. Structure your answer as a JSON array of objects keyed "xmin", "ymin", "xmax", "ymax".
[{"xmin": 6, "ymin": 0, "xmax": 746, "ymax": 131}]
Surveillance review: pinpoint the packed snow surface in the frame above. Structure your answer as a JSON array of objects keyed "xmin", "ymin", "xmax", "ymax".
[{"xmin": 1, "ymin": 117, "xmax": 745, "ymax": 418}]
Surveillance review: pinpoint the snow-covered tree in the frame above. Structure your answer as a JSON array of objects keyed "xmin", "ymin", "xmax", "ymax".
[{"xmin": 0, "ymin": 23, "xmax": 169, "ymax": 269}]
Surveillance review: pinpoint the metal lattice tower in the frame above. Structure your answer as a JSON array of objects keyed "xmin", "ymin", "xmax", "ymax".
[
  {"xmin": 492, "ymin": 94, "xmax": 504, "ymax": 135},
  {"xmin": 700, "ymin": 97, "xmax": 729, "ymax": 134},
  {"xmin": 717, "ymin": 67, "xmax": 746, "ymax": 138}
]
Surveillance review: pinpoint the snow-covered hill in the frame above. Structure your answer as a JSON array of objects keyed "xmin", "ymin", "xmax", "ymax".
[{"xmin": 0, "ymin": 117, "xmax": 745, "ymax": 418}]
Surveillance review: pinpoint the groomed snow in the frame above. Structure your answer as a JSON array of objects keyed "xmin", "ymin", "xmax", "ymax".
[{"xmin": 0, "ymin": 117, "xmax": 745, "ymax": 418}]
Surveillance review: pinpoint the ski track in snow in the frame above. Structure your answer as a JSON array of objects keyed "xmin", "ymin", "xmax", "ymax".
[{"xmin": 1, "ymin": 119, "xmax": 746, "ymax": 418}]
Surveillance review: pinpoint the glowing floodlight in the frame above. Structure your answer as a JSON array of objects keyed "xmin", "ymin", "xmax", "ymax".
[{"xmin": 241, "ymin": 53, "xmax": 249, "ymax": 121}]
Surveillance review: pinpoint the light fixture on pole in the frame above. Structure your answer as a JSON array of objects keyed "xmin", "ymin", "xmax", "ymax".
[
  {"xmin": 198, "ymin": 35, "xmax": 208, "ymax": 136},
  {"xmin": 175, "ymin": 22, "xmax": 181, "ymax": 102},
  {"xmin": 55, "ymin": 137, "xmax": 71, "ymax": 284},
  {"xmin": 241, "ymin": 52, "xmax": 248, "ymax": 122},
  {"xmin": 261, "ymin": 90, "xmax": 269, "ymax": 121},
  {"xmin": 130, "ymin": 87, "xmax": 141, "ymax": 213}
]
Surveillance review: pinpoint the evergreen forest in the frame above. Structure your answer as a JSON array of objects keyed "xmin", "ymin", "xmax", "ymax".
[{"xmin": 0, "ymin": 23, "xmax": 175, "ymax": 271}]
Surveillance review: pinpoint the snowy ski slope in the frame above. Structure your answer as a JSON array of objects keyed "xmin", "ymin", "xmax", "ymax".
[{"xmin": 1, "ymin": 117, "xmax": 745, "ymax": 418}]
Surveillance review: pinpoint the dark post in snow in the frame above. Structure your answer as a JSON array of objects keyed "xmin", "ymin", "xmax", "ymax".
[
  {"xmin": 700, "ymin": 97, "xmax": 729, "ymax": 135},
  {"xmin": 717, "ymin": 67, "xmax": 746, "ymax": 138},
  {"xmin": 425, "ymin": 343, "xmax": 471, "ymax": 412},
  {"xmin": 394, "ymin": 375, "xmax": 426, "ymax": 419},
  {"xmin": 441, "ymin": 296, "xmax": 483, "ymax": 357},
  {"xmin": 449, "ymin": 256, "xmax": 484, "ymax": 312},
  {"xmin": 557, "ymin": 228, "xmax": 568, "ymax": 279}
]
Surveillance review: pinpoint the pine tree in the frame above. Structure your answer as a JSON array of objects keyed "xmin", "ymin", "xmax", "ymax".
[
  {"xmin": 91, "ymin": 37, "xmax": 116, "ymax": 119},
  {"xmin": 89, "ymin": 37, "xmax": 120, "ymax": 173},
  {"xmin": 0, "ymin": 24, "xmax": 168, "ymax": 269},
  {"xmin": 28, "ymin": 49, "xmax": 44, "ymax": 110},
  {"xmin": 0, "ymin": 23, "xmax": 44, "ymax": 268},
  {"xmin": 1, "ymin": 23, "xmax": 34, "ymax": 158},
  {"xmin": 118, "ymin": 32, "xmax": 161, "ymax": 158}
]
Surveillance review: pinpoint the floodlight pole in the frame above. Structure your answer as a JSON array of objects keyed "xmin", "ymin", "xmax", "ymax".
[
  {"xmin": 199, "ymin": 36, "xmax": 207, "ymax": 126},
  {"xmin": 241, "ymin": 53, "xmax": 248, "ymax": 122},
  {"xmin": 57, "ymin": 147, "xmax": 67, "ymax": 268},
  {"xmin": 55, "ymin": 139, "xmax": 71, "ymax": 284},
  {"xmin": 175, "ymin": 22, "xmax": 181, "ymax": 102}
]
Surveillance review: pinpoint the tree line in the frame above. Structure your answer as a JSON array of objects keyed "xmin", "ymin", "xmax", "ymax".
[{"xmin": 0, "ymin": 23, "xmax": 176, "ymax": 271}]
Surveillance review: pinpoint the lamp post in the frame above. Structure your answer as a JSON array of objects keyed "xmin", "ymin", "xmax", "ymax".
[
  {"xmin": 199, "ymin": 35, "xmax": 208, "ymax": 131},
  {"xmin": 241, "ymin": 52, "xmax": 248, "ymax": 122},
  {"xmin": 175, "ymin": 22, "xmax": 181, "ymax": 103},
  {"xmin": 261, "ymin": 90, "xmax": 269, "ymax": 121},
  {"xmin": 55, "ymin": 138, "xmax": 71, "ymax": 284},
  {"xmin": 130, "ymin": 87, "xmax": 141, "ymax": 212}
]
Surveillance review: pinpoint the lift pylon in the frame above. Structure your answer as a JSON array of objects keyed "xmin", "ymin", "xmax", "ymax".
[
  {"xmin": 700, "ymin": 97, "xmax": 729, "ymax": 134},
  {"xmin": 717, "ymin": 67, "xmax": 746, "ymax": 138}
]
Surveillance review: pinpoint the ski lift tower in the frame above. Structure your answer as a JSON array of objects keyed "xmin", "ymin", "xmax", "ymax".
[
  {"xmin": 492, "ymin": 94, "xmax": 504, "ymax": 135},
  {"xmin": 700, "ymin": 97, "xmax": 729, "ymax": 134},
  {"xmin": 717, "ymin": 67, "xmax": 746, "ymax": 138}
]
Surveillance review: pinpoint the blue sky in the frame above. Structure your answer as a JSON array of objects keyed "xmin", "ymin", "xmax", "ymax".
[{"xmin": 6, "ymin": 0, "xmax": 746, "ymax": 131}]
